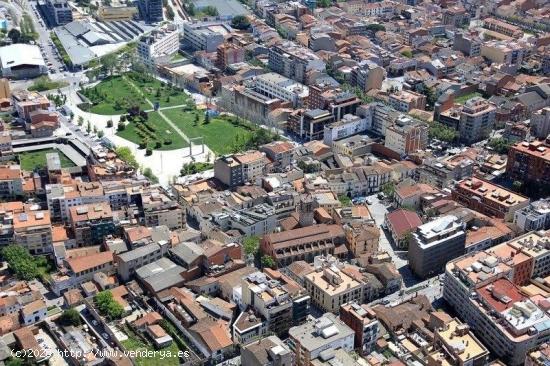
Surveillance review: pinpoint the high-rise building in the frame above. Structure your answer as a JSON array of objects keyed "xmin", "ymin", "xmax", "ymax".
[
  {"xmin": 339, "ymin": 302, "xmax": 379, "ymax": 355},
  {"xmin": 458, "ymin": 97, "xmax": 496, "ymax": 143},
  {"xmin": 138, "ymin": 0, "xmax": 163, "ymax": 23},
  {"xmin": 507, "ymin": 140, "xmax": 550, "ymax": 190},
  {"xmin": 42, "ymin": 0, "xmax": 73, "ymax": 26},
  {"xmin": 408, "ymin": 215, "xmax": 466, "ymax": 278}
]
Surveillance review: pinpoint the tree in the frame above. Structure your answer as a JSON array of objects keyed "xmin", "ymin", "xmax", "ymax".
[
  {"xmin": 261, "ymin": 255, "xmax": 276, "ymax": 269},
  {"xmin": 7, "ymin": 29, "xmax": 20, "ymax": 43},
  {"xmin": 77, "ymin": 116, "xmax": 84, "ymax": 126},
  {"xmin": 142, "ymin": 167, "xmax": 158, "ymax": 183},
  {"xmin": 94, "ymin": 291, "xmax": 124, "ymax": 320},
  {"xmin": 107, "ymin": 120, "xmax": 113, "ymax": 128},
  {"xmin": 100, "ymin": 53, "xmax": 118, "ymax": 77},
  {"xmin": 401, "ymin": 50, "xmax": 413, "ymax": 58},
  {"xmin": 203, "ymin": 111, "xmax": 210, "ymax": 124},
  {"xmin": 145, "ymin": 147, "xmax": 152, "ymax": 156},
  {"xmin": 97, "ymin": 130, "xmax": 104, "ymax": 138},
  {"xmin": 512, "ymin": 180, "xmax": 523, "ymax": 193},
  {"xmin": 243, "ymin": 236, "xmax": 260, "ymax": 256},
  {"xmin": 429, "ymin": 122, "xmax": 458, "ymax": 143},
  {"xmin": 231, "ymin": 15, "xmax": 251, "ymax": 30},
  {"xmin": 117, "ymin": 122, "xmax": 125, "ymax": 131},
  {"xmin": 1, "ymin": 246, "xmax": 39, "ymax": 280},
  {"xmin": 318, "ymin": 0, "xmax": 331, "ymax": 8},
  {"xmin": 381, "ymin": 181, "xmax": 396, "ymax": 199},
  {"xmin": 366, "ymin": 24, "xmax": 386, "ymax": 32},
  {"xmin": 166, "ymin": 5, "xmax": 175, "ymax": 20},
  {"xmin": 421, "ymin": 86, "xmax": 437, "ymax": 111},
  {"xmin": 59, "ymin": 308, "xmax": 81, "ymax": 326},
  {"xmin": 86, "ymin": 121, "xmax": 91, "ymax": 133},
  {"xmin": 193, "ymin": 113, "xmax": 199, "ymax": 126},
  {"xmin": 115, "ymin": 146, "xmax": 138, "ymax": 168},
  {"xmin": 202, "ymin": 5, "xmax": 218, "ymax": 16},
  {"xmin": 488, "ymin": 137, "xmax": 512, "ymax": 154}
]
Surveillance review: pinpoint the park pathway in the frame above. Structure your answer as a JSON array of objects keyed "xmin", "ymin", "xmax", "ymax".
[
  {"xmin": 123, "ymin": 76, "xmax": 191, "ymax": 144},
  {"xmin": 144, "ymin": 104, "xmax": 190, "ymax": 113}
]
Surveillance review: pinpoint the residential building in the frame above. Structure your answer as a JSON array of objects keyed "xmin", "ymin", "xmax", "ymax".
[
  {"xmin": 409, "ymin": 215, "xmax": 466, "ymax": 278},
  {"xmin": 303, "ymin": 255, "xmax": 364, "ymax": 313},
  {"xmin": 452, "ymin": 178, "xmax": 530, "ymax": 221},
  {"xmin": 137, "ymin": 23, "xmax": 179, "ymax": 68},
  {"xmin": 0, "ymin": 165, "xmax": 22, "ymax": 198},
  {"xmin": 384, "ymin": 115, "xmax": 428, "ymax": 156},
  {"xmin": 142, "ymin": 190, "xmax": 185, "ymax": 230},
  {"xmin": 214, "ymin": 155, "xmax": 244, "ymax": 188},
  {"xmin": 241, "ymin": 335, "xmax": 294, "ymax": 366},
  {"xmin": 350, "ymin": 61, "xmax": 386, "ymax": 92},
  {"xmin": 69, "ymin": 203, "xmax": 115, "ymax": 246},
  {"xmin": 13, "ymin": 209, "xmax": 52, "ymax": 255},
  {"xmin": 42, "ymin": 0, "xmax": 73, "ymax": 26},
  {"xmin": 453, "ymin": 32, "xmax": 482, "ymax": 57},
  {"xmin": 183, "ymin": 22, "xmax": 231, "ymax": 52},
  {"xmin": 12, "ymin": 91, "xmax": 50, "ymax": 121},
  {"xmin": 531, "ymin": 108, "xmax": 550, "ymax": 139},
  {"xmin": 46, "ymin": 181, "xmax": 105, "ymax": 222},
  {"xmin": 288, "ymin": 313, "xmax": 354, "ymax": 366},
  {"xmin": 288, "ymin": 109, "xmax": 334, "ymax": 141},
  {"xmin": 444, "ymin": 247, "xmax": 550, "ymax": 365},
  {"xmin": 261, "ymin": 224, "xmax": 345, "ymax": 267},
  {"xmin": 260, "ymin": 141, "xmax": 294, "ymax": 172},
  {"xmin": 417, "ymin": 156, "xmax": 474, "ymax": 189},
  {"xmin": 21, "ymin": 300, "xmax": 47, "ymax": 325},
  {"xmin": 51, "ymin": 251, "xmax": 114, "ymax": 295},
  {"xmin": 481, "ymin": 41, "xmax": 528, "ymax": 67},
  {"xmin": 253, "ymin": 73, "xmax": 309, "ymax": 108},
  {"xmin": 432, "ymin": 318, "xmax": 490, "ymax": 366},
  {"xmin": 268, "ymin": 41, "xmax": 325, "ymax": 84},
  {"xmin": 323, "ymin": 112, "xmax": 372, "ymax": 146},
  {"xmin": 442, "ymin": 6, "xmax": 469, "ymax": 27},
  {"xmin": 389, "ymin": 90, "xmax": 427, "ymax": 112},
  {"xmin": 339, "ymin": 302, "xmax": 379, "ymax": 355},
  {"xmin": 514, "ymin": 199, "xmax": 550, "ymax": 232},
  {"xmin": 116, "ymin": 241, "xmax": 170, "ymax": 281},
  {"xmin": 217, "ymin": 44, "xmax": 245, "ymax": 69},
  {"xmin": 458, "ymin": 97, "xmax": 496, "ymax": 144},
  {"xmin": 483, "ymin": 18, "xmax": 523, "ymax": 38},
  {"xmin": 137, "ymin": 0, "xmax": 162, "ymax": 22},
  {"xmin": 506, "ymin": 140, "xmax": 550, "ymax": 189}
]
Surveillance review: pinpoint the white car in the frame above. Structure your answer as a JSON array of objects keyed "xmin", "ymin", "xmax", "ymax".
[
  {"xmin": 92, "ymin": 320, "xmax": 98, "ymax": 326},
  {"xmin": 102, "ymin": 333, "xmax": 109, "ymax": 340}
]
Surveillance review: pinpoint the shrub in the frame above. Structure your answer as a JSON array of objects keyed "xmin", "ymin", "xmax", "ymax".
[
  {"xmin": 164, "ymin": 139, "xmax": 172, "ymax": 145},
  {"xmin": 138, "ymin": 141, "xmax": 147, "ymax": 149},
  {"xmin": 145, "ymin": 148, "xmax": 152, "ymax": 156}
]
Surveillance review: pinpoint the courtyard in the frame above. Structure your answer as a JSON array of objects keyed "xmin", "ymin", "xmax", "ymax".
[{"xmin": 18, "ymin": 148, "xmax": 76, "ymax": 171}]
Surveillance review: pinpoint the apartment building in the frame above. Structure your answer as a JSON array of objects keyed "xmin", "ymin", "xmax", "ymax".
[
  {"xmin": 260, "ymin": 141, "xmax": 294, "ymax": 172},
  {"xmin": 13, "ymin": 209, "xmax": 52, "ymax": 255},
  {"xmin": 343, "ymin": 221, "xmax": 379, "ymax": 258},
  {"xmin": 444, "ymin": 247, "xmax": 550, "ymax": 365},
  {"xmin": 389, "ymin": 90, "xmax": 427, "ymax": 112},
  {"xmin": 506, "ymin": 140, "xmax": 550, "ymax": 189},
  {"xmin": 241, "ymin": 336, "xmax": 293, "ymax": 366},
  {"xmin": 137, "ymin": 0, "xmax": 162, "ymax": 22},
  {"xmin": 46, "ymin": 181, "xmax": 105, "ymax": 222},
  {"xmin": 217, "ymin": 44, "xmax": 245, "ymax": 69},
  {"xmin": 323, "ymin": 110, "xmax": 372, "ymax": 146},
  {"xmin": 458, "ymin": 97, "xmax": 496, "ymax": 143},
  {"xmin": 86, "ymin": 149, "xmax": 136, "ymax": 182},
  {"xmin": 288, "ymin": 313, "xmax": 354, "ymax": 366},
  {"xmin": 452, "ymin": 178, "xmax": 529, "ymax": 221},
  {"xmin": 288, "ymin": 109, "xmax": 334, "ymax": 141},
  {"xmin": 531, "ymin": 108, "xmax": 550, "ymax": 139},
  {"xmin": 417, "ymin": 156, "xmax": 474, "ymax": 188},
  {"xmin": 303, "ymin": 256, "xmax": 363, "ymax": 313},
  {"xmin": 137, "ymin": 23, "xmax": 180, "ymax": 68},
  {"xmin": 339, "ymin": 302, "xmax": 379, "ymax": 355},
  {"xmin": 325, "ymin": 163, "xmax": 392, "ymax": 197},
  {"xmin": 384, "ymin": 115, "xmax": 428, "ymax": 156},
  {"xmin": 268, "ymin": 42, "xmax": 325, "ymax": 84},
  {"xmin": 214, "ymin": 155, "xmax": 244, "ymax": 188},
  {"xmin": 442, "ymin": 6, "xmax": 469, "ymax": 27},
  {"xmin": 241, "ymin": 271, "xmax": 310, "ymax": 337},
  {"xmin": 453, "ymin": 32, "xmax": 482, "ymax": 57},
  {"xmin": 0, "ymin": 165, "xmax": 22, "ymax": 198},
  {"xmin": 514, "ymin": 199, "xmax": 550, "ymax": 232},
  {"xmin": 261, "ymin": 224, "xmax": 344, "ymax": 267},
  {"xmin": 12, "ymin": 91, "xmax": 50, "ymax": 121},
  {"xmin": 409, "ymin": 215, "xmax": 466, "ymax": 278},
  {"xmin": 350, "ymin": 61, "xmax": 386, "ymax": 92},
  {"xmin": 481, "ymin": 41, "xmax": 528, "ymax": 67},
  {"xmin": 142, "ymin": 191, "xmax": 185, "ymax": 230},
  {"xmin": 212, "ymin": 204, "xmax": 278, "ymax": 237},
  {"xmin": 69, "ymin": 202, "xmax": 115, "ymax": 246},
  {"xmin": 116, "ymin": 241, "xmax": 170, "ymax": 281},
  {"xmin": 183, "ymin": 22, "xmax": 231, "ymax": 52},
  {"xmin": 432, "ymin": 318, "xmax": 490, "ymax": 366},
  {"xmin": 253, "ymin": 73, "xmax": 309, "ymax": 108}
]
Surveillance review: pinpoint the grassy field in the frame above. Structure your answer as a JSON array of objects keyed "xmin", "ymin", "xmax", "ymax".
[
  {"xmin": 116, "ymin": 112, "xmax": 188, "ymax": 150},
  {"xmin": 454, "ymin": 92, "xmax": 483, "ymax": 105},
  {"xmin": 82, "ymin": 73, "xmax": 192, "ymax": 115},
  {"xmin": 162, "ymin": 109, "xmax": 255, "ymax": 155},
  {"xmin": 122, "ymin": 326, "xmax": 181, "ymax": 366},
  {"xmin": 18, "ymin": 149, "xmax": 75, "ymax": 171}
]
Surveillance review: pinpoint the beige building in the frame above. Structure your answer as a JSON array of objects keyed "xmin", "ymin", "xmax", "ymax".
[
  {"xmin": 343, "ymin": 221, "xmax": 379, "ymax": 258},
  {"xmin": 13, "ymin": 209, "xmax": 52, "ymax": 255},
  {"xmin": 480, "ymin": 41, "xmax": 527, "ymax": 66},
  {"xmin": 389, "ymin": 90, "xmax": 427, "ymax": 112},
  {"xmin": 234, "ymin": 150, "xmax": 267, "ymax": 183},
  {"xmin": 303, "ymin": 255, "xmax": 363, "ymax": 313},
  {"xmin": 0, "ymin": 78, "xmax": 10, "ymax": 99},
  {"xmin": 142, "ymin": 190, "xmax": 185, "ymax": 230},
  {"xmin": 96, "ymin": 5, "xmax": 138, "ymax": 21},
  {"xmin": 458, "ymin": 97, "xmax": 496, "ymax": 144}
]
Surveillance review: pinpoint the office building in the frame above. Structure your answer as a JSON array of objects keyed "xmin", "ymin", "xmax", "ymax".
[
  {"xmin": 409, "ymin": 215, "xmax": 466, "ymax": 278},
  {"xmin": 42, "ymin": 0, "xmax": 73, "ymax": 26},
  {"xmin": 183, "ymin": 22, "xmax": 231, "ymax": 52},
  {"xmin": 288, "ymin": 109, "xmax": 333, "ymax": 141},
  {"xmin": 138, "ymin": 0, "xmax": 163, "ymax": 22}
]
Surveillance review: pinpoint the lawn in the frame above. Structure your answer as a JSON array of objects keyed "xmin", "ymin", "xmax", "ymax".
[
  {"xmin": 122, "ymin": 326, "xmax": 181, "ymax": 366},
  {"xmin": 82, "ymin": 73, "xmax": 192, "ymax": 115},
  {"xmin": 162, "ymin": 109, "xmax": 255, "ymax": 155},
  {"xmin": 116, "ymin": 112, "xmax": 189, "ymax": 150},
  {"xmin": 454, "ymin": 92, "xmax": 483, "ymax": 105},
  {"xmin": 18, "ymin": 148, "xmax": 75, "ymax": 171}
]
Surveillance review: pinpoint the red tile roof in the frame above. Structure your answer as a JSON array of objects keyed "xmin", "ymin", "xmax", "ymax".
[{"xmin": 386, "ymin": 209, "xmax": 422, "ymax": 238}]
